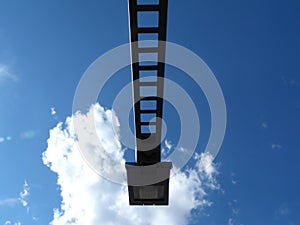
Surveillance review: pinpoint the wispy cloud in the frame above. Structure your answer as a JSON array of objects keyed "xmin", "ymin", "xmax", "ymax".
[
  {"xmin": 20, "ymin": 130, "xmax": 36, "ymax": 140},
  {"xmin": 228, "ymin": 199, "xmax": 239, "ymax": 215},
  {"xmin": 0, "ymin": 64, "xmax": 17, "ymax": 84},
  {"xmin": 43, "ymin": 103, "xmax": 219, "ymax": 225},
  {"xmin": 19, "ymin": 180, "xmax": 30, "ymax": 207},
  {"xmin": 51, "ymin": 107, "xmax": 56, "ymax": 116},
  {"xmin": 228, "ymin": 218, "xmax": 234, "ymax": 225},
  {"xmin": 227, "ymin": 199, "xmax": 242, "ymax": 225},
  {"xmin": 162, "ymin": 139, "xmax": 173, "ymax": 158},
  {"xmin": 282, "ymin": 76, "xmax": 296, "ymax": 86},
  {"xmin": 271, "ymin": 143, "xmax": 282, "ymax": 150},
  {"xmin": 4, "ymin": 221, "xmax": 22, "ymax": 225},
  {"xmin": 0, "ymin": 181, "xmax": 30, "ymax": 210},
  {"xmin": 0, "ymin": 198, "xmax": 19, "ymax": 207},
  {"xmin": 274, "ymin": 203, "xmax": 295, "ymax": 224},
  {"xmin": 195, "ymin": 152, "xmax": 219, "ymax": 190},
  {"xmin": 230, "ymin": 172, "xmax": 237, "ymax": 185},
  {"xmin": 274, "ymin": 204, "xmax": 290, "ymax": 218},
  {"xmin": 165, "ymin": 139, "xmax": 172, "ymax": 150}
]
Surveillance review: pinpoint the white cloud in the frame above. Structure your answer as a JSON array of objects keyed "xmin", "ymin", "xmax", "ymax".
[
  {"xmin": 261, "ymin": 122, "xmax": 268, "ymax": 128},
  {"xmin": 228, "ymin": 199, "xmax": 239, "ymax": 215},
  {"xmin": 278, "ymin": 206, "xmax": 289, "ymax": 216},
  {"xmin": 0, "ymin": 64, "xmax": 16, "ymax": 83},
  {"xmin": 51, "ymin": 107, "xmax": 56, "ymax": 116},
  {"xmin": 194, "ymin": 152, "xmax": 219, "ymax": 190},
  {"xmin": 162, "ymin": 139, "xmax": 173, "ymax": 158},
  {"xmin": 43, "ymin": 103, "xmax": 219, "ymax": 225},
  {"xmin": 0, "ymin": 198, "xmax": 19, "ymax": 207},
  {"xmin": 178, "ymin": 146, "xmax": 187, "ymax": 152},
  {"xmin": 282, "ymin": 76, "xmax": 296, "ymax": 86},
  {"xmin": 228, "ymin": 218, "xmax": 234, "ymax": 225},
  {"xmin": 271, "ymin": 144, "xmax": 282, "ymax": 150},
  {"xmin": 275, "ymin": 204, "xmax": 290, "ymax": 218},
  {"xmin": 19, "ymin": 180, "xmax": 30, "ymax": 208},
  {"xmin": 3, "ymin": 221, "xmax": 21, "ymax": 225},
  {"xmin": 0, "ymin": 181, "xmax": 30, "ymax": 210},
  {"xmin": 230, "ymin": 172, "xmax": 237, "ymax": 185},
  {"xmin": 165, "ymin": 139, "xmax": 172, "ymax": 150}
]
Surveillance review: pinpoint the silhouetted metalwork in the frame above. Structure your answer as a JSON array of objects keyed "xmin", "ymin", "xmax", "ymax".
[
  {"xmin": 125, "ymin": 0, "xmax": 172, "ymax": 205},
  {"xmin": 129, "ymin": 0, "xmax": 167, "ymax": 164}
]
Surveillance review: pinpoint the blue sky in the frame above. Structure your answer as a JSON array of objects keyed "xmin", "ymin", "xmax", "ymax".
[{"xmin": 0, "ymin": 0, "xmax": 300, "ymax": 224}]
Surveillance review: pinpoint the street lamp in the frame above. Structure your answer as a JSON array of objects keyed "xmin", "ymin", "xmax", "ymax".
[{"xmin": 125, "ymin": 0, "xmax": 172, "ymax": 205}]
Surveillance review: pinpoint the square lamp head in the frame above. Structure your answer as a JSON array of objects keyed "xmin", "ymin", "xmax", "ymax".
[{"xmin": 125, "ymin": 162, "xmax": 172, "ymax": 205}]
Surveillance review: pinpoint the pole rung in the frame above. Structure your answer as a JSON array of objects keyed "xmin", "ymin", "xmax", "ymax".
[
  {"xmin": 138, "ymin": 65, "xmax": 159, "ymax": 70},
  {"xmin": 140, "ymin": 96, "xmax": 158, "ymax": 101},
  {"xmin": 138, "ymin": 47, "xmax": 158, "ymax": 53},
  {"xmin": 139, "ymin": 81, "xmax": 157, "ymax": 86},
  {"xmin": 140, "ymin": 110, "xmax": 157, "ymax": 114},
  {"xmin": 140, "ymin": 122, "xmax": 156, "ymax": 126},
  {"xmin": 137, "ymin": 5, "xmax": 160, "ymax": 11},
  {"xmin": 137, "ymin": 27, "xmax": 159, "ymax": 33}
]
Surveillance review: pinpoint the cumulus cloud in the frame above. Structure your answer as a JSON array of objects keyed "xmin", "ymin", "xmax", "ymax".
[{"xmin": 43, "ymin": 103, "xmax": 219, "ymax": 225}]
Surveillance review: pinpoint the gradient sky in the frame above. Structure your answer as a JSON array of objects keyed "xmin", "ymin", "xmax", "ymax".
[{"xmin": 0, "ymin": 1, "xmax": 300, "ymax": 225}]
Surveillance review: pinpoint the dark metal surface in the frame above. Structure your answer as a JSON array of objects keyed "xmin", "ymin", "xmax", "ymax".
[
  {"xmin": 127, "ymin": 179, "xmax": 170, "ymax": 205},
  {"xmin": 126, "ymin": 0, "xmax": 171, "ymax": 206},
  {"xmin": 126, "ymin": 162, "xmax": 172, "ymax": 205},
  {"xmin": 128, "ymin": 0, "xmax": 168, "ymax": 164}
]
